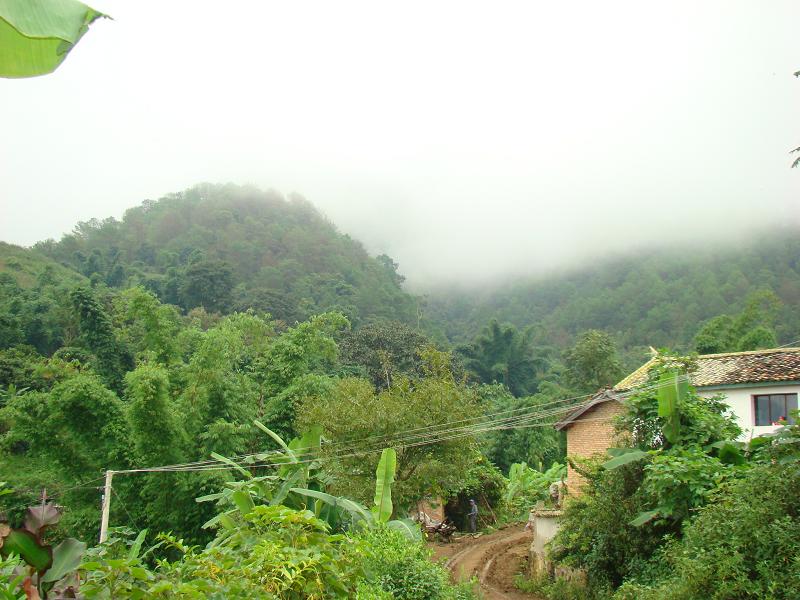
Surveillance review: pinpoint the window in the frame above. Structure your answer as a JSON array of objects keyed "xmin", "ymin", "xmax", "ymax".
[{"xmin": 753, "ymin": 393, "xmax": 798, "ymax": 426}]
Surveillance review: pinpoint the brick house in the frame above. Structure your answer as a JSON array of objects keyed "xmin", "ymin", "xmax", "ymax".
[{"xmin": 555, "ymin": 347, "xmax": 800, "ymax": 495}]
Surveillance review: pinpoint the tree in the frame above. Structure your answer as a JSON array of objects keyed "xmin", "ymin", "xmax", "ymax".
[
  {"xmin": 124, "ymin": 364, "xmax": 186, "ymax": 465},
  {"xmin": 338, "ymin": 320, "xmax": 434, "ymax": 389},
  {"xmin": 458, "ymin": 320, "xmax": 546, "ymax": 396},
  {"xmin": 563, "ymin": 329, "xmax": 623, "ymax": 393},
  {"xmin": 179, "ymin": 260, "xmax": 234, "ymax": 313},
  {"xmin": 6, "ymin": 374, "xmax": 129, "ymax": 476},
  {"xmin": 480, "ymin": 382, "xmax": 565, "ymax": 473},
  {"xmin": 70, "ymin": 286, "xmax": 133, "ymax": 391},
  {"xmin": 692, "ymin": 289, "xmax": 781, "ymax": 353},
  {"xmin": 296, "ymin": 347, "xmax": 483, "ymax": 508},
  {"xmin": 257, "ymin": 312, "xmax": 349, "ymax": 440}
]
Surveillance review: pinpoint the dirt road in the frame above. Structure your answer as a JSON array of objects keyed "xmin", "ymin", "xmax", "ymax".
[{"xmin": 429, "ymin": 524, "xmax": 541, "ymax": 600}]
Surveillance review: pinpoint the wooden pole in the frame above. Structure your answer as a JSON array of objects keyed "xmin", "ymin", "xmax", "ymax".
[{"xmin": 99, "ymin": 470, "xmax": 114, "ymax": 543}]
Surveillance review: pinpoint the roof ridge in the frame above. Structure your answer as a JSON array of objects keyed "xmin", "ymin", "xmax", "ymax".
[{"xmin": 697, "ymin": 347, "xmax": 800, "ymax": 359}]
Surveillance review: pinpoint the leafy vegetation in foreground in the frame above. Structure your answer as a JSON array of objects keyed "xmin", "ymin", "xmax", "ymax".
[
  {"xmin": 527, "ymin": 353, "xmax": 800, "ymax": 599},
  {"xmin": 2, "ymin": 186, "xmax": 798, "ymax": 598}
]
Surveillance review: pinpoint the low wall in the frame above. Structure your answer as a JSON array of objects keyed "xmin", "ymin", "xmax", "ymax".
[{"xmin": 528, "ymin": 509, "xmax": 562, "ymax": 577}]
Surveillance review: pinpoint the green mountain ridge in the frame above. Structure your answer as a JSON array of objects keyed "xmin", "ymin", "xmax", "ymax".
[
  {"xmin": 28, "ymin": 183, "xmax": 417, "ymax": 326},
  {"xmin": 425, "ymin": 232, "xmax": 800, "ymax": 363},
  {"xmin": 2, "ymin": 184, "xmax": 798, "ymax": 363}
]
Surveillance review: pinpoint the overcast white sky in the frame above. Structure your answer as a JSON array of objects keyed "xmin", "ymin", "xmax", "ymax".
[{"xmin": 1, "ymin": 0, "xmax": 798, "ymax": 288}]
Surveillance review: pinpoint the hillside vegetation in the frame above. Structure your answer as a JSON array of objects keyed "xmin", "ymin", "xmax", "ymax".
[
  {"xmin": 32, "ymin": 183, "xmax": 417, "ymax": 326},
  {"xmin": 426, "ymin": 231, "xmax": 800, "ymax": 364}
]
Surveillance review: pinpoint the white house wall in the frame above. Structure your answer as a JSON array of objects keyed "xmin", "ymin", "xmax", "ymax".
[{"xmin": 699, "ymin": 384, "xmax": 800, "ymax": 441}]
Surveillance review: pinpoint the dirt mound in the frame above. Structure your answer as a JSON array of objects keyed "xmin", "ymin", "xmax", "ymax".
[{"xmin": 429, "ymin": 524, "xmax": 541, "ymax": 600}]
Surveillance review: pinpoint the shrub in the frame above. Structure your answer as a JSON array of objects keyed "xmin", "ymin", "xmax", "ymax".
[
  {"xmin": 616, "ymin": 463, "xmax": 800, "ymax": 599},
  {"xmin": 549, "ymin": 459, "xmax": 671, "ymax": 589},
  {"xmin": 355, "ymin": 527, "xmax": 477, "ymax": 600}
]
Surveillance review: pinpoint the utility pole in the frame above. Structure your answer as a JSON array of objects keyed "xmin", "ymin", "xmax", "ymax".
[{"xmin": 99, "ymin": 470, "xmax": 114, "ymax": 543}]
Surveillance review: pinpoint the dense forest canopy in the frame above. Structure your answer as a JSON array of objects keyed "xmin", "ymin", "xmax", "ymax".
[
  {"xmin": 31, "ymin": 184, "xmax": 417, "ymax": 327},
  {"xmin": 425, "ymin": 231, "xmax": 800, "ymax": 366},
  {"xmin": 1, "ymin": 183, "xmax": 799, "ymax": 598},
  {"xmin": 3, "ymin": 184, "xmax": 799, "ymax": 375}
]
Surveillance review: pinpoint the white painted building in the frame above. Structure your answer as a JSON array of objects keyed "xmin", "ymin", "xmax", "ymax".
[{"xmin": 615, "ymin": 347, "xmax": 800, "ymax": 440}]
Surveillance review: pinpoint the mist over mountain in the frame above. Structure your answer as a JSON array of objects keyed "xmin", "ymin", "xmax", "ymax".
[
  {"xmin": 3, "ymin": 183, "xmax": 799, "ymax": 363},
  {"xmin": 424, "ymin": 232, "xmax": 800, "ymax": 361},
  {"xmin": 29, "ymin": 184, "xmax": 417, "ymax": 327}
]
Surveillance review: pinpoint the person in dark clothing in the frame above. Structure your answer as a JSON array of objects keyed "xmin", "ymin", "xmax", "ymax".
[{"xmin": 467, "ymin": 499, "xmax": 479, "ymax": 533}]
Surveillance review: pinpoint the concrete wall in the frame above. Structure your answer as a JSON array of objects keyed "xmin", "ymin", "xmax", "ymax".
[
  {"xmin": 700, "ymin": 383, "xmax": 800, "ymax": 440},
  {"xmin": 565, "ymin": 401, "xmax": 626, "ymax": 495},
  {"xmin": 528, "ymin": 509, "xmax": 562, "ymax": 577}
]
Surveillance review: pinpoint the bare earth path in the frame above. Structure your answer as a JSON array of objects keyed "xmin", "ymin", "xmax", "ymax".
[{"xmin": 429, "ymin": 525, "xmax": 543, "ymax": 600}]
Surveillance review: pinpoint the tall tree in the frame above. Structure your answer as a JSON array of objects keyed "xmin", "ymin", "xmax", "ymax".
[
  {"xmin": 297, "ymin": 347, "xmax": 482, "ymax": 508},
  {"xmin": 458, "ymin": 320, "xmax": 545, "ymax": 397},
  {"xmin": 563, "ymin": 330, "xmax": 623, "ymax": 393},
  {"xmin": 70, "ymin": 286, "xmax": 133, "ymax": 391},
  {"xmin": 179, "ymin": 259, "xmax": 234, "ymax": 313},
  {"xmin": 338, "ymin": 320, "xmax": 434, "ymax": 389},
  {"xmin": 693, "ymin": 289, "xmax": 781, "ymax": 354}
]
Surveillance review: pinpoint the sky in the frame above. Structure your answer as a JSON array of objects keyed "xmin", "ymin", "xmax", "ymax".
[{"xmin": 1, "ymin": 0, "xmax": 798, "ymax": 289}]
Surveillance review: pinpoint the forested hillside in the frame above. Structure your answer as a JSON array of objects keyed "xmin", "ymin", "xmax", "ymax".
[
  {"xmin": 426, "ymin": 230, "xmax": 800, "ymax": 364},
  {"xmin": 31, "ymin": 183, "xmax": 417, "ymax": 326}
]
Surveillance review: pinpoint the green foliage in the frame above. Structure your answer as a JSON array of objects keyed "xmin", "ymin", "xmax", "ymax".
[
  {"xmin": 372, "ymin": 449, "xmax": 397, "ymax": 523},
  {"xmin": 124, "ymin": 364, "xmax": 186, "ymax": 465},
  {"xmin": 457, "ymin": 320, "xmax": 546, "ymax": 396},
  {"xmin": 6, "ymin": 374, "xmax": 129, "ymax": 476},
  {"xmin": 552, "ymin": 356, "xmax": 746, "ymax": 591},
  {"xmin": 480, "ymin": 382, "xmax": 566, "ymax": 473},
  {"xmin": 354, "ymin": 527, "xmax": 476, "ymax": 600},
  {"xmin": 179, "ymin": 259, "xmax": 234, "ymax": 313},
  {"xmin": 297, "ymin": 348, "xmax": 483, "ymax": 509},
  {"xmin": 692, "ymin": 289, "xmax": 781, "ymax": 353},
  {"xmin": 550, "ymin": 459, "xmax": 667, "ymax": 589},
  {"xmin": 427, "ymin": 235, "xmax": 800, "ymax": 358},
  {"xmin": 338, "ymin": 320, "xmax": 438, "ymax": 389},
  {"xmin": 33, "ymin": 184, "xmax": 417, "ymax": 326},
  {"xmin": 516, "ymin": 572, "xmax": 610, "ymax": 600},
  {"xmin": 113, "ymin": 287, "xmax": 181, "ymax": 364},
  {"xmin": 502, "ymin": 462, "xmax": 565, "ymax": 519},
  {"xmin": 70, "ymin": 286, "xmax": 133, "ymax": 392},
  {"xmin": 616, "ymin": 463, "xmax": 800, "ymax": 600},
  {"xmin": 72, "ymin": 499, "xmax": 470, "ymax": 599},
  {"xmin": 0, "ymin": 0, "xmax": 105, "ymax": 78},
  {"xmin": 564, "ymin": 330, "xmax": 623, "ymax": 393}
]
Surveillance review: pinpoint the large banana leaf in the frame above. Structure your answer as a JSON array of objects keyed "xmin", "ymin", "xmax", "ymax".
[
  {"xmin": 0, "ymin": 529, "xmax": 52, "ymax": 572},
  {"xmin": 372, "ymin": 448, "xmax": 396, "ymax": 523},
  {"xmin": 603, "ymin": 448, "xmax": 648, "ymax": 470},
  {"xmin": 290, "ymin": 488, "xmax": 373, "ymax": 525},
  {"xmin": 41, "ymin": 537, "xmax": 86, "ymax": 583},
  {"xmin": 387, "ymin": 518, "xmax": 422, "ymax": 541},
  {"xmin": 0, "ymin": 0, "xmax": 105, "ymax": 78},
  {"xmin": 657, "ymin": 370, "xmax": 687, "ymax": 445}
]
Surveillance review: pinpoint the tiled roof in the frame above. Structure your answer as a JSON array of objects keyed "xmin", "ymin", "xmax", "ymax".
[{"xmin": 614, "ymin": 348, "xmax": 800, "ymax": 391}]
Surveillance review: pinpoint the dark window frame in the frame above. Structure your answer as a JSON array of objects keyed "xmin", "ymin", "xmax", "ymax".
[{"xmin": 753, "ymin": 393, "xmax": 798, "ymax": 426}]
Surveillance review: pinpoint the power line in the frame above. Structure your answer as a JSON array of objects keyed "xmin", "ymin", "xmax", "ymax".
[
  {"xmin": 115, "ymin": 375, "xmax": 690, "ymax": 475},
  {"xmin": 112, "ymin": 375, "xmax": 691, "ymax": 476}
]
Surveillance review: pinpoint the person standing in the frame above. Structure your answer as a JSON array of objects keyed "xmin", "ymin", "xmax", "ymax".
[{"xmin": 467, "ymin": 499, "xmax": 479, "ymax": 533}]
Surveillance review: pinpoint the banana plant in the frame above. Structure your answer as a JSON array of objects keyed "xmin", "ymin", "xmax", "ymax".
[
  {"xmin": 292, "ymin": 448, "xmax": 422, "ymax": 540},
  {"xmin": 0, "ymin": 0, "xmax": 107, "ymax": 78},
  {"xmin": 197, "ymin": 422, "xmax": 337, "ymax": 535},
  {"xmin": 0, "ymin": 502, "xmax": 86, "ymax": 599}
]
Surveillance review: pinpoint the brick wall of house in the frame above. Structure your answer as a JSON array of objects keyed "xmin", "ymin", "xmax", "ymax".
[{"xmin": 565, "ymin": 400, "xmax": 626, "ymax": 495}]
